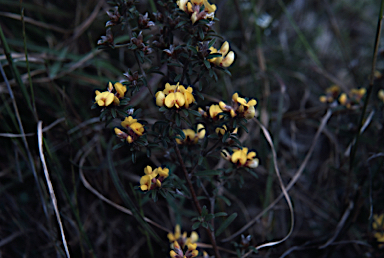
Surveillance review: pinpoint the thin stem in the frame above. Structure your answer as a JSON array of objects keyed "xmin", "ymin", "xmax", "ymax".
[
  {"xmin": 174, "ymin": 143, "xmax": 221, "ymax": 258},
  {"xmin": 349, "ymin": 0, "xmax": 384, "ymax": 170},
  {"xmin": 134, "ymin": 51, "xmax": 154, "ymax": 97}
]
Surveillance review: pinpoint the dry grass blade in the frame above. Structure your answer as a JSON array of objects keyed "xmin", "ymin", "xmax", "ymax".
[
  {"xmin": 241, "ymin": 119, "xmax": 294, "ymax": 256},
  {"xmin": 0, "ymin": 11, "xmax": 71, "ymax": 34},
  {"xmin": 0, "ymin": 117, "xmax": 65, "ymax": 137},
  {"xmin": 222, "ymin": 109, "xmax": 333, "ymax": 243},
  {"xmin": 37, "ymin": 121, "xmax": 71, "ymax": 258},
  {"xmin": 79, "ymin": 143, "xmax": 171, "ymax": 233}
]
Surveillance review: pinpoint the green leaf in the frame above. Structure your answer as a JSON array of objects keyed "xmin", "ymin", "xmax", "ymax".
[
  {"xmin": 215, "ymin": 213, "xmax": 237, "ymax": 237},
  {"xmin": 175, "ymin": 113, "xmax": 181, "ymax": 127},
  {"xmin": 112, "ymin": 142, "xmax": 126, "ymax": 150},
  {"xmin": 174, "ymin": 127, "xmax": 186, "ymax": 139},
  {"xmin": 239, "ymin": 123, "xmax": 249, "ymax": 133},
  {"xmin": 194, "ymin": 170, "xmax": 221, "ymax": 176},
  {"xmin": 218, "ymin": 195, "xmax": 231, "ymax": 206},
  {"xmin": 208, "ymin": 38, "xmax": 216, "ymax": 48},
  {"xmin": 214, "ymin": 212, "xmax": 228, "ymax": 217},
  {"xmin": 187, "ymin": 45, "xmax": 198, "ymax": 54},
  {"xmin": 206, "ymin": 53, "xmax": 222, "ymax": 59},
  {"xmin": 192, "ymin": 222, "xmax": 201, "ymax": 230},
  {"xmin": 201, "ymin": 205, "xmax": 208, "ymax": 216},
  {"xmin": 222, "ymin": 131, "xmax": 230, "ymax": 143},
  {"xmin": 111, "ymin": 108, "xmax": 117, "ymax": 118},
  {"xmin": 174, "ymin": 73, "xmax": 182, "ymax": 82},
  {"xmin": 198, "ymin": 156, "xmax": 204, "ymax": 165},
  {"xmin": 198, "ymin": 27, "xmax": 204, "ymax": 40},
  {"xmin": 206, "ymin": 214, "xmax": 215, "ymax": 220},
  {"xmin": 188, "ymin": 109, "xmax": 201, "ymax": 117},
  {"xmin": 175, "ymin": 20, "xmax": 188, "ymax": 29},
  {"xmin": 202, "ymin": 222, "xmax": 208, "ymax": 228},
  {"xmin": 204, "ymin": 60, "xmax": 211, "ymax": 69}
]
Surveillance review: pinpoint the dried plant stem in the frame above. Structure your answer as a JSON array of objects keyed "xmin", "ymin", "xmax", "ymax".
[
  {"xmin": 37, "ymin": 121, "xmax": 71, "ymax": 258},
  {"xmin": 349, "ymin": 0, "xmax": 384, "ymax": 170},
  {"xmin": 174, "ymin": 143, "xmax": 222, "ymax": 258},
  {"xmin": 222, "ymin": 109, "xmax": 333, "ymax": 243}
]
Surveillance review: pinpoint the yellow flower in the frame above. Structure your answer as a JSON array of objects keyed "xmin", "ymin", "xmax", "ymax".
[
  {"xmin": 155, "ymin": 91, "xmax": 166, "ymax": 107},
  {"xmin": 121, "ymin": 116, "xmax": 144, "ymax": 136},
  {"xmin": 209, "ymin": 104, "xmax": 223, "ymax": 119},
  {"xmin": 178, "ymin": 0, "xmax": 217, "ymax": 24},
  {"xmin": 163, "ymin": 82, "xmax": 178, "ymax": 95},
  {"xmin": 244, "ymin": 105, "xmax": 256, "ymax": 119},
  {"xmin": 156, "ymin": 83, "xmax": 195, "ymax": 109},
  {"xmin": 111, "ymin": 82, "xmax": 127, "ymax": 98},
  {"xmin": 95, "ymin": 91, "xmax": 115, "ymax": 106},
  {"xmin": 228, "ymin": 148, "xmax": 259, "ymax": 168},
  {"xmin": 140, "ymin": 175, "xmax": 152, "ymax": 191},
  {"xmin": 121, "ymin": 116, "xmax": 137, "ymax": 128},
  {"xmin": 176, "ymin": 0, "xmax": 189, "ymax": 11},
  {"xmin": 208, "ymin": 41, "xmax": 235, "ymax": 67},
  {"xmin": 168, "ymin": 224, "xmax": 182, "ymax": 242},
  {"xmin": 231, "ymin": 148, "xmax": 248, "ymax": 165},
  {"xmin": 130, "ymin": 122, "xmax": 144, "ymax": 136},
  {"xmin": 144, "ymin": 165, "xmax": 158, "ymax": 178},
  {"xmin": 378, "ymin": 89, "xmax": 384, "ymax": 102},
  {"xmin": 350, "ymin": 88, "xmax": 366, "ymax": 102},
  {"xmin": 339, "ymin": 93, "xmax": 348, "ymax": 105},
  {"xmin": 232, "ymin": 93, "xmax": 257, "ymax": 107},
  {"xmin": 165, "ymin": 92, "xmax": 186, "ymax": 108},
  {"xmin": 179, "ymin": 86, "xmax": 195, "ymax": 108},
  {"xmin": 157, "ymin": 167, "xmax": 169, "ymax": 178},
  {"xmin": 196, "ymin": 124, "xmax": 206, "ymax": 138}
]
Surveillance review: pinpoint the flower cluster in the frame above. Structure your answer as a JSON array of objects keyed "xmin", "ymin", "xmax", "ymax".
[
  {"xmin": 319, "ymin": 85, "xmax": 366, "ymax": 108},
  {"xmin": 95, "ymin": 82, "xmax": 127, "ymax": 106},
  {"xmin": 156, "ymin": 83, "xmax": 195, "ymax": 109},
  {"xmin": 208, "ymin": 41, "xmax": 235, "ymax": 68},
  {"xmin": 199, "ymin": 93, "xmax": 257, "ymax": 120},
  {"xmin": 114, "ymin": 116, "xmax": 144, "ymax": 143},
  {"xmin": 170, "ymin": 241, "xmax": 198, "ymax": 258},
  {"xmin": 221, "ymin": 147, "xmax": 259, "ymax": 168},
  {"xmin": 338, "ymin": 88, "xmax": 366, "ymax": 108},
  {"xmin": 176, "ymin": 124, "xmax": 205, "ymax": 144},
  {"xmin": 139, "ymin": 166, "xmax": 169, "ymax": 191},
  {"xmin": 177, "ymin": 0, "xmax": 217, "ymax": 24},
  {"xmin": 168, "ymin": 224, "xmax": 199, "ymax": 250},
  {"xmin": 373, "ymin": 214, "xmax": 384, "ymax": 247},
  {"xmin": 319, "ymin": 85, "xmax": 341, "ymax": 104}
]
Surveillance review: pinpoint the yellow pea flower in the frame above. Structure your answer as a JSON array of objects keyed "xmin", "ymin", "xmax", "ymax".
[
  {"xmin": 378, "ymin": 89, "xmax": 384, "ymax": 102},
  {"xmin": 144, "ymin": 165, "xmax": 158, "ymax": 178},
  {"xmin": 95, "ymin": 91, "xmax": 115, "ymax": 106},
  {"xmin": 157, "ymin": 167, "xmax": 169, "ymax": 178},
  {"xmin": 121, "ymin": 116, "xmax": 138, "ymax": 128},
  {"xmin": 209, "ymin": 104, "xmax": 223, "ymax": 119},
  {"xmin": 113, "ymin": 82, "xmax": 127, "ymax": 98},
  {"xmin": 140, "ymin": 175, "xmax": 152, "ymax": 191},
  {"xmin": 208, "ymin": 42, "xmax": 235, "ymax": 67},
  {"xmin": 130, "ymin": 122, "xmax": 144, "ymax": 136},
  {"xmin": 165, "ymin": 92, "xmax": 186, "ymax": 108},
  {"xmin": 155, "ymin": 91, "xmax": 166, "ymax": 107},
  {"xmin": 231, "ymin": 148, "xmax": 248, "ymax": 166},
  {"xmin": 163, "ymin": 82, "xmax": 178, "ymax": 95},
  {"xmin": 339, "ymin": 93, "xmax": 348, "ymax": 105},
  {"xmin": 168, "ymin": 225, "xmax": 182, "ymax": 242}
]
